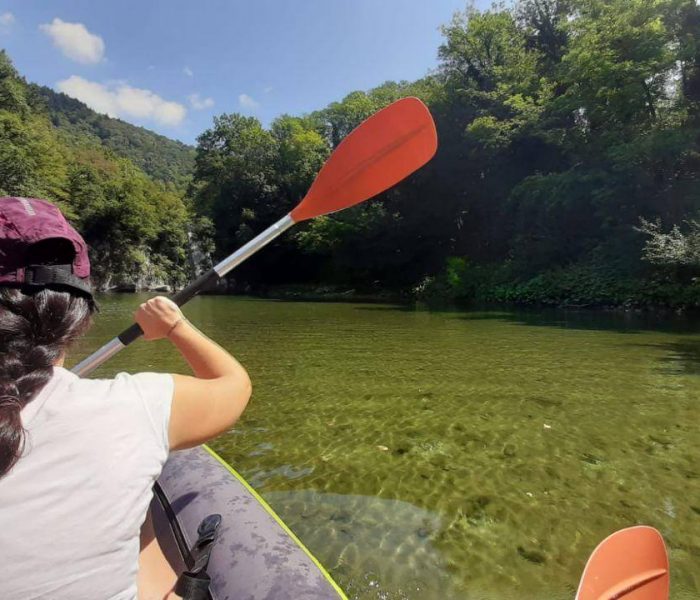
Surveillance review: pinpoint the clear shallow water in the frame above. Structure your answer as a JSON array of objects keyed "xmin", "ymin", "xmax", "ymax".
[{"xmin": 71, "ymin": 295, "xmax": 700, "ymax": 599}]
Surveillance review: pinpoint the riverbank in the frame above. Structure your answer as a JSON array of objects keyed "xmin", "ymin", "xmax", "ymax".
[
  {"xmin": 413, "ymin": 260, "xmax": 700, "ymax": 313},
  {"xmin": 104, "ymin": 281, "xmax": 700, "ymax": 314},
  {"xmin": 102, "ymin": 263, "xmax": 700, "ymax": 313},
  {"xmin": 248, "ymin": 284, "xmax": 409, "ymax": 304},
  {"xmin": 248, "ymin": 280, "xmax": 700, "ymax": 314}
]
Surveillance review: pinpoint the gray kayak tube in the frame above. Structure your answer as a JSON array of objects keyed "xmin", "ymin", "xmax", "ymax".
[{"xmin": 151, "ymin": 445, "xmax": 347, "ymax": 600}]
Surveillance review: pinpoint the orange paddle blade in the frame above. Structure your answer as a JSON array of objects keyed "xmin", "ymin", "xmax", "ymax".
[
  {"xmin": 290, "ymin": 97, "xmax": 437, "ymax": 222},
  {"xmin": 576, "ymin": 526, "xmax": 669, "ymax": 600}
]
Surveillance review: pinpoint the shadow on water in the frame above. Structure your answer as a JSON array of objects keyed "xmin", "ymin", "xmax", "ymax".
[
  {"xmin": 460, "ymin": 309, "xmax": 685, "ymax": 334},
  {"xmin": 349, "ymin": 304, "xmax": 418, "ymax": 313},
  {"xmin": 633, "ymin": 339, "xmax": 700, "ymax": 376},
  {"xmin": 355, "ymin": 304, "xmax": 700, "ymax": 335}
]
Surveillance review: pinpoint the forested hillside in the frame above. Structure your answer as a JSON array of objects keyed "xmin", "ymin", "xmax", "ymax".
[
  {"xmin": 2, "ymin": 0, "xmax": 700, "ymax": 307},
  {"xmin": 0, "ymin": 50, "xmax": 200, "ymax": 290},
  {"xmin": 30, "ymin": 84, "xmax": 194, "ymax": 186}
]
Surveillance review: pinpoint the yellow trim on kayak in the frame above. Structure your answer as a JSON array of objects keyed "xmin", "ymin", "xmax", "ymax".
[{"xmin": 202, "ymin": 445, "xmax": 348, "ymax": 600}]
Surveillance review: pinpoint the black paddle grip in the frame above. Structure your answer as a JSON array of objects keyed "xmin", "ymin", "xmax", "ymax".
[
  {"xmin": 170, "ymin": 270, "xmax": 220, "ymax": 307},
  {"xmin": 117, "ymin": 270, "xmax": 221, "ymax": 347},
  {"xmin": 118, "ymin": 322, "xmax": 144, "ymax": 346}
]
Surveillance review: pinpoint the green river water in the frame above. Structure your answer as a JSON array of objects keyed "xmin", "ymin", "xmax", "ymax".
[{"xmin": 70, "ymin": 295, "xmax": 700, "ymax": 599}]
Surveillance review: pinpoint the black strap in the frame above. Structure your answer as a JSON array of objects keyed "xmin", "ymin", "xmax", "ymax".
[
  {"xmin": 24, "ymin": 264, "xmax": 93, "ymax": 297},
  {"xmin": 174, "ymin": 514, "xmax": 222, "ymax": 600},
  {"xmin": 152, "ymin": 482, "xmax": 194, "ymax": 568},
  {"xmin": 174, "ymin": 572, "xmax": 211, "ymax": 600}
]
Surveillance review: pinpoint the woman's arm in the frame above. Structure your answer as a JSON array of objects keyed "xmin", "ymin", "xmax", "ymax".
[{"xmin": 135, "ymin": 297, "xmax": 252, "ymax": 450}]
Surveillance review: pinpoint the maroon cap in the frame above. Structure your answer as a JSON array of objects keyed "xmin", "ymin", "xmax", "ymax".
[{"xmin": 0, "ymin": 197, "xmax": 92, "ymax": 297}]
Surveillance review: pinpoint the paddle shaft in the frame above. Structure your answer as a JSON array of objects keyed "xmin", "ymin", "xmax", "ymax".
[{"xmin": 71, "ymin": 214, "xmax": 295, "ymax": 377}]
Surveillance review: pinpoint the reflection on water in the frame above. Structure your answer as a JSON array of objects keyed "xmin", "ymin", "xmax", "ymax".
[
  {"xmin": 71, "ymin": 296, "xmax": 700, "ymax": 599},
  {"xmin": 640, "ymin": 340, "xmax": 700, "ymax": 377}
]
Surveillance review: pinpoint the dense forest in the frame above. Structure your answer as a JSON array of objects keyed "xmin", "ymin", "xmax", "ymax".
[{"xmin": 2, "ymin": 0, "xmax": 700, "ymax": 307}]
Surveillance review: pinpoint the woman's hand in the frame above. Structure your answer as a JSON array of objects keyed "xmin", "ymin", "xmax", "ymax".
[
  {"xmin": 136, "ymin": 294, "xmax": 252, "ymax": 451},
  {"xmin": 134, "ymin": 297, "xmax": 185, "ymax": 341}
]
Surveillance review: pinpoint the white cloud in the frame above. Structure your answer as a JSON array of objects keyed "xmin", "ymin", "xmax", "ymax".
[
  {"xmin": 40, "ymin": 18, "xmax": 105, "ymax": 64},
  {"xmin": 58, "ymin": 76, "xmax": 115, "ymax": 115},
  {"xmin": 0, "ymin": 12, "xmax": 15, "ymax": 28},
  {"xmin": 183, "ymin": 66, "xmax": 193, "ymax": 77},
  {"xmin": 57, "ymin": 75, "xmax": 186, "ymax": 126},
  {"xmin": 263, "ymin": 86, "xmax": 274, "ymax": 94},
  {"xmin": 188, "ymin": 93, "xmax": 214, "ymax": 110},
  {"xmin": 238, "ymin": 93, "xmax": 259, "ymax": 111}
]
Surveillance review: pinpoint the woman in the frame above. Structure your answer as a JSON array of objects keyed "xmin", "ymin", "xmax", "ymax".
[{"xmin": 0, "ymin": 197, "xmax": 252, "ymax": 599}]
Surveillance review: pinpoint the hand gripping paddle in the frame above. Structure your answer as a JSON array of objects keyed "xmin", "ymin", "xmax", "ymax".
[
  {"xmin": 73, "ymin": 97, "xmax": 438, "ymax": 376},
  {"xmin": 576, "ymin": 526, "xmax": 669, "ymax": 600}
]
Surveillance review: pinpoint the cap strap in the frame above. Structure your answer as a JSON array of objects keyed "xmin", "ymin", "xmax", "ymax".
[{"xmin": 24, "ymin": 264, "xmax": 93, "ymax": 298}]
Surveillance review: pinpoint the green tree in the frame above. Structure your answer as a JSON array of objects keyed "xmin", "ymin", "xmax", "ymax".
[
  {"xmin": 271, "ymin": 115, "xmax": 329, "ymax": 203},
  {"xmin": 190, "ymin": 114, "xmax": 281, "ymax": 271}
]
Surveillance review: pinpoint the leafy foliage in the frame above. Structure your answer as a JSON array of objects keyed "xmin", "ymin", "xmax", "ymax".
[
  {"xmin": 638, "ymin": 218, "xmax": 700, "ymax": 266},
  {"xmin": 189, "ymin": 0, "xmax": 700, "ymax": 305}
]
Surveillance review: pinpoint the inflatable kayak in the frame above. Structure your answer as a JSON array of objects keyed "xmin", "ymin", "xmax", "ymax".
[{"xmin": 151, "ymin": 445, "xmax": 347, "ymax": 600}]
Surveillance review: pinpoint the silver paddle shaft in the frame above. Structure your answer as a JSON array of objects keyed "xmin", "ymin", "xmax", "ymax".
[
  {"xmin": 212, "ymin": 214, "xmax": 295, "ymax": 277},
  {"xmin": 72, "ymin": 214, "xmax": 296, "ymax": 377}
]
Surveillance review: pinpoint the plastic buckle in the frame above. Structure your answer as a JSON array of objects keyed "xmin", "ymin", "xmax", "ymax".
[{"xmin": 174, "ymin": 514, "xmax": 222, "ymax": 600}]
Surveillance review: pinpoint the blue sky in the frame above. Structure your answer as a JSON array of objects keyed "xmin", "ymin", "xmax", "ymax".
[{"xmin": 0, "ymin": 1, "xmax": 488, "ymax": 144}]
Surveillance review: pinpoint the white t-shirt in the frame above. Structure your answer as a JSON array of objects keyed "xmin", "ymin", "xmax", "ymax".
[{"xmin": 0, "ymin": 367, "xmax": 174, "ymax": 600}]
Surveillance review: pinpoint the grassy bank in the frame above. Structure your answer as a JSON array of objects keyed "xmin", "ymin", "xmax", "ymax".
[{"xmin": 415, "ymin": 259, "xmax": 700, "ymax": 311}]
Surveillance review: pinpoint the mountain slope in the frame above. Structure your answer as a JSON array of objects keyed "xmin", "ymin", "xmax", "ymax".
[{"xmin": 29, "ymin": 84, "xmax": 195, "ymax": 186}]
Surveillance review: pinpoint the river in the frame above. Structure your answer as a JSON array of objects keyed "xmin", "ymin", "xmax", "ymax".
[{"xmin": 70, "ymin": 294, "xmax": 700, "ymax": 599}]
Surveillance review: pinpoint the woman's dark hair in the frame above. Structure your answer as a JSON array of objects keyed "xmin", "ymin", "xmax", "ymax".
[{"xmin": 0, "ymin": 288, "xmax": 94, "ymax": 478}]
